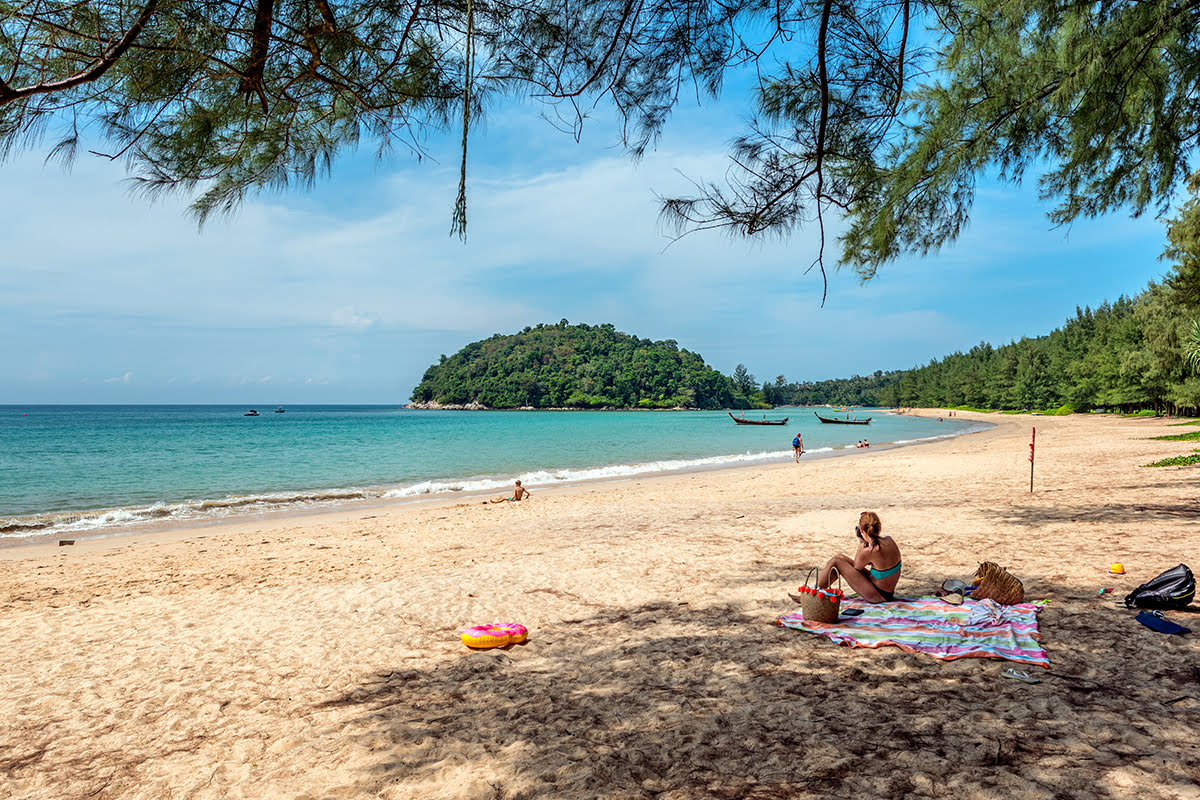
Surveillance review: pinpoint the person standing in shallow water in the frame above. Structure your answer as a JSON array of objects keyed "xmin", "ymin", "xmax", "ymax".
[
  {"xmin": 792, "ymin": 432, "xmax": 804, "ymax": 462},
  {"xmin": 815, "ymin": 511, "xmax": 901, "ymax": 603}
]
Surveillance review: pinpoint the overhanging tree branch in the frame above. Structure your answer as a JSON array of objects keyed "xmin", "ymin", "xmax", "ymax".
[
  {"xmin": 0, "ymin": 0, "xmax": 159, "ymax": 105},
  {"xmin": 239, "ymin": 0, "xmax": 277, "ymax": 113}
]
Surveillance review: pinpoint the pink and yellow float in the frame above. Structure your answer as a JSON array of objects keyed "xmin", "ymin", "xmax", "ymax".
[{"xmin": 461, "ymin": 623, "xmax": 528, "ymax": 649}]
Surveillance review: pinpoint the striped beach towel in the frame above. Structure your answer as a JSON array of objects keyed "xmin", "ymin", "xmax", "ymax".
[{"xmin": 779, "ymin": 596, "xmax": 1049, "ymax": 667}]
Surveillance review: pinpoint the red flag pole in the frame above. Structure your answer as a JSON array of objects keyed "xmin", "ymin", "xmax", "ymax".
[{"xmin": 1029, "ymin": 427, "xmax": 1036, "ymax": 493}]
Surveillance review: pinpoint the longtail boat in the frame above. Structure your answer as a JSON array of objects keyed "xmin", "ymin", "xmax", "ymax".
[
  {"xmin": 814, "ymin": 411, "xmax": 871, "ymax": 425},
  {"xmin": 729, "ymin": 412, "xmax": 789, "ymax": 426}
]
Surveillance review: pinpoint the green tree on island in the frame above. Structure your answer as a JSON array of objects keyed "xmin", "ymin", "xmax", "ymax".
[{"xmin": 410, "ymin": 321, "xmax": 766, "ymax": 409}]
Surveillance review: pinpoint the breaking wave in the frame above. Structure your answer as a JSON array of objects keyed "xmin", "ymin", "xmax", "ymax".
[{"xmin": 1, "ymin": 449, "xmax": 803, "ymax": 541}]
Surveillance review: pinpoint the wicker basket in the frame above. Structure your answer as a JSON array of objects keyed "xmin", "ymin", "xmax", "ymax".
[
  {"xmin": 972, "ymin": 562, "xmax": 1025, "ymax": 605},
  {"xmin": 798, "ymin": 568, "xmax": 842, "ymax": 623}
]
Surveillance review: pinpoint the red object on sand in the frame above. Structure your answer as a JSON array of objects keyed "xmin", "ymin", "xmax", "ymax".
[{"xmin": 1029, "ymin": 427, "xmax": 1036, "ymax": 493}]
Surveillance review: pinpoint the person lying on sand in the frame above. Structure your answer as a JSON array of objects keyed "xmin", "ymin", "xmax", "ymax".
[
  {"xmin": 488, "ymin": 480, "xmax": 531, "ymax": 503},
  {"xmin": 807, "ymin": 511, "xmax": 901, "ymax": 603}
]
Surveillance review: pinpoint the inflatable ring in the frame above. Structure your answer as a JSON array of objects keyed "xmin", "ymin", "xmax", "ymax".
[{"xmin": 461, "ymin": 623, "xmax": 528, "ymax": 649}]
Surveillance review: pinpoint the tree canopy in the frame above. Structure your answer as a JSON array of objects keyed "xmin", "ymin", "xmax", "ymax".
[
  {"xmin": 5, "ymin": 0, "xmax": 1200, "ymax": 285},
  {"xmin": 768, "ymin": 279, "xmax": 1200, "ymax": 415},
  {"xmin": 409, "ymin": 321, "xmax": 763, "ymax": 409}
]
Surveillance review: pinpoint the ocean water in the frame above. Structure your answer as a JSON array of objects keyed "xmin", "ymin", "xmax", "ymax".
[{"xmin": 0, "ymin": 405, "xmax": 988, "ymax": 541}]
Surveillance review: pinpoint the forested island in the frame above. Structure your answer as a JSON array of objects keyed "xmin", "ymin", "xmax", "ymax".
[{"xmin": 409, "ymin": 322, "xmax": 764, "ymax": 409}]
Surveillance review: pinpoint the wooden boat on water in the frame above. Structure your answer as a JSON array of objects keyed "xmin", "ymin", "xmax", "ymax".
[
  {"xmin": 729, "ymin": 412, "xmax": 789, "ymax": 426},
  {"xmin": 814, "ymin": 411, "xmax": 871, "ymax": 425}
]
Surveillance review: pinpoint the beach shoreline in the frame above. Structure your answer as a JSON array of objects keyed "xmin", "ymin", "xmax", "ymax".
[
  {"xmin": 4, "ymin": 409, "xmax": 1198, "ymax": 799},
  {"xmin": 0, "ymin": 409, "xmax": 991, "ymax": 553}
]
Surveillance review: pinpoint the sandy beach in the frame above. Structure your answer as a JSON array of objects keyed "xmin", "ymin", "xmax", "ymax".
[{"xmin": 3, "ymin": 410, "xmax": 1199, "ymax": 799}]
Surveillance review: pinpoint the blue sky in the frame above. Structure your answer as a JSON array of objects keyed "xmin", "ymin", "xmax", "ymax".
[{"xmin": 1, "ymin": 88, "xmax": 1173, "ymax": 404}]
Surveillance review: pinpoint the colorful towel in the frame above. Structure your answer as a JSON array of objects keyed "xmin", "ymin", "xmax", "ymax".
[{"xmin": 779, "ymin": 596, "xmax": 1049, "ymax": 667}]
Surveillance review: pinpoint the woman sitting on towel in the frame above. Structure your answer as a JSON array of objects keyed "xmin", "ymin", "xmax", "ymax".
[{"xmin": 817, "ymin": 511, "xmax": 901, "ymax": 603}]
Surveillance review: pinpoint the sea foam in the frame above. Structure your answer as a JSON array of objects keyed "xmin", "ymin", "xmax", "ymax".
[{"xmin": 2, "ymin": 449, "xmax": 795, "ymax": 540}]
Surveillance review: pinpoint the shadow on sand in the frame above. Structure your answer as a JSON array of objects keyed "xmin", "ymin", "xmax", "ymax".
[{"xmin": 312, "ymin": 570, "xmax": 1200, "ymax": 799}]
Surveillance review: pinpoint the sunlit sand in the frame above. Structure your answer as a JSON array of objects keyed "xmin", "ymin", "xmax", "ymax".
[{"xmin": 2, "ymin": 411, "xmax": 1197, "ymax": 798}]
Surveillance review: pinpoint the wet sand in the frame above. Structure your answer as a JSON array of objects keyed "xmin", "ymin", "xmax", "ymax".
[{"xmin": 2, "ymin": 411, "xmax": 1198, "ymax": 799}]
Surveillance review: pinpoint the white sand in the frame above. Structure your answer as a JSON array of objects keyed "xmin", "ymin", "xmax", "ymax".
[{"xmin": 2, "ymin": 411, "xmax": 1199, "ymax": 799}]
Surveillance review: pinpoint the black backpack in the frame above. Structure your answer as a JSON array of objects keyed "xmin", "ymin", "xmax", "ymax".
[{"xmin": 1124, "ymin": 564, "xmax": 1195, "ymax": 610}]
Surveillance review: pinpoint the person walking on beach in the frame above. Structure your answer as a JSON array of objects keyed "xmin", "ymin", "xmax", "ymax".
[{"xmin": 792, "ymin": 432, "xmax": 804, "ymax": 462}]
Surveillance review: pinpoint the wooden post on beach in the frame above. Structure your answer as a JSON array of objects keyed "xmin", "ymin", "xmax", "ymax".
[{"xmin": 1028, "ymin": 427, "xmax": 1036, "ymax": 493}]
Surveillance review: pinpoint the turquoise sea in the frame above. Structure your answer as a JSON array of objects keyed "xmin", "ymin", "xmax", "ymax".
[{"xmin": 0, "ymin": 405, "xmax": 988, "ymax": 542}]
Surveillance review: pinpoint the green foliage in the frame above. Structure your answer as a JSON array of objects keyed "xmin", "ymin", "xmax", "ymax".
[
  {"xmin": 1187, "ymin": 318, "xmax": 1200, "ymax": 373},
  {"xmin": 1144, "ymin": 453, "xmax": 1200, "ymax": 467},
  {"xmin": 1163, "ymin": 173, "xmax": 1200, "ymax": 312},
  {"xmin": 1, "ymin": 1, "xmax": 467, "ymax": 222},
  {"xmin": 836, "ymin": 0, "xmax": 1200, "ymax": 276},
  {"xmin": 410, "ymin": 322, "xmax": 754, "ymax": 409},
  {"xmin": 1150, "ymin": 431, "xmax": 1200, "ymax": 442},
  {"xmin": 768, "ymin": 277, "xmax": 1200, "ymax": 416},
  {"xmin": 1046, "ymin": 404, "xmax": 1077, "ymax": 416},
  {"xmin": 663, "ymin": 0, "xmax": 1200, "ymax": 284},
  {"xmin": 5, "ymin": 0, "xmax": 1200, "ymax": 291}
]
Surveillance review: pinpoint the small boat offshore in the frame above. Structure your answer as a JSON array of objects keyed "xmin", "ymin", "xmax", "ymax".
[
  {"xmin": 814, "ymin": 412, "xmax": 871, "ymax": 425},
  {"xmin": 729, "ymin": 412, "xmax": 789, "ymax": 426}
]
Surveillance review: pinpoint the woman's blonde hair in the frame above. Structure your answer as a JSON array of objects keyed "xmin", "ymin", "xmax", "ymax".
[{"xmin": 859, "ymin": 512, "xmax": 882, "ymax": 547}]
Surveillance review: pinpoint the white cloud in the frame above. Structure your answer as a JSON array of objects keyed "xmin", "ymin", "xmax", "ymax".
[{"xmin": 330, "ymin": 306, "xmax": 375, "ymax": 330}]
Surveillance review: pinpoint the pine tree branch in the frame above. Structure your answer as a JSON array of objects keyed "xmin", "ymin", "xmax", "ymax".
[
  {"xmin": 810, "ymin": 0, "xmax": 834, "ymax": 305},
  {"xmin": 0, "ymin": 0, "xmax": 159, "ymax": 105},
  {"xmin": 542, "ymin": 0, "xmax": 642, "ymax": 100},
  {"xmin": 239, "ymin": 0, "xmax": 277, "ymax": 113}
]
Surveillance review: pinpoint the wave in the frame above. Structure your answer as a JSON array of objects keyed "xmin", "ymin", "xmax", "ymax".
[
  {"xmin": 0, "ymin": 487, "xmax": 378, "ymax": 540},
  {"xmin": 380, "ymin": 449, "xmax": 801, "ymax": 498},
  {"xmin": 0, "ymin": 423, "xmax": 990, "ymax": 542},
  {"xmin": 0, "ymin": 450, "xmax": 793, "ymax": 541}
]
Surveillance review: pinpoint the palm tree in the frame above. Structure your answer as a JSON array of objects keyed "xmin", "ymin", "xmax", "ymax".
[{"xmin": 1189, "ymin": 318, "xmax": 1200, "ymax": 373}]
